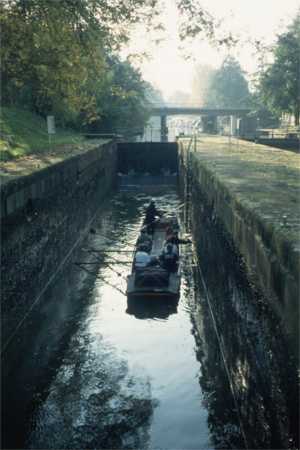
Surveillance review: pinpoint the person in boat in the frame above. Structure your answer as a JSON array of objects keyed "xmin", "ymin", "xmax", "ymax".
[
  {"xmin": 165, "ymin": 225, "xmax": 174, "ymax": 241},
  {"xmin": 144, "ymin": 200, "xmax": 163, "ymax": 233},
  {"xmin": 134, "ymin": 244, "xmax": 152, "ymax": 270},
  {"xmin": 136, "ymin": 227, "xmax": 152, "ymax": 252},
  {"xmin": 166, "ymin": 231, "xmax": 191, "ymax": 246},
  {"xmin": 159, "ymin": 242, "xmax": 178, "ymax": 272}
]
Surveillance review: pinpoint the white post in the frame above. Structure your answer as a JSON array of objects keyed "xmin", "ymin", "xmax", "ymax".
[
  {"xmin": 230, "ymin": 115, "xmax": 238, "ymax": 136},
  {"xmin": 47, "ymin": 115, "xmax": 56, "ymax": 146}
]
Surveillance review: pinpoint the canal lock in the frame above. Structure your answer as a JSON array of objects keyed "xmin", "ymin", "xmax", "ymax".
[{"xmin": 1, "ymin": 141, "xmax": 299, "ymax": 449}]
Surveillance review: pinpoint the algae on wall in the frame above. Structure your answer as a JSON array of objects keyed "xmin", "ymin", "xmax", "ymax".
[{"xmin": 178, "ymin": 135, "xmax": 300, "ymax": 356}]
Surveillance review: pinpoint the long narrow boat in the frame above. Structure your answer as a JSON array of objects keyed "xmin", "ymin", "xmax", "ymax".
[{"xmin": 126, "ymin": 216, "xmax": 181, "ymax": 299}]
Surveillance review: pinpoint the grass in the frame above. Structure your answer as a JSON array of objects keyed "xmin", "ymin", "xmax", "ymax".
[{"xmin": 0, "ymin": 106, "xmax": 85, "ymax": 161}]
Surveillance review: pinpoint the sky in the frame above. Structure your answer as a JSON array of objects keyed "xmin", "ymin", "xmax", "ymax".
[{"xmin": 123, "ymin": 0, "xmax": 299, "ymax": 100}]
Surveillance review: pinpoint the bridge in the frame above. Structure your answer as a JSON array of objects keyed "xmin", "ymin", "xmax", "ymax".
[
  {"xmin": 149, "ymin": 105, "xmax": 252, "ymax": 141},
  {"xmin": 150, "ymin": 106, "xmax": 251, "ymax": 117}
]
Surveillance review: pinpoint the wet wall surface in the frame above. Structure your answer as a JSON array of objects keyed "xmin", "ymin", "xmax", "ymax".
[
  {"xmin": 186, "ymin": 183, "xmax": 299, "ymax": 450},
  {"xmin": 117, "ymin": 143, "xmax": 178, "ymax": 175},
  {"xmin": 1, "ymin": 142, "xmax": 117, "ymax": 347},
  {"xmin": 2, "ymin": 189, "xmax": 298, "ymax": 449}
]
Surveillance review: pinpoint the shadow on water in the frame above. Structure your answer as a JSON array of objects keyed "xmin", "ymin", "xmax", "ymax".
[
  {"xmin": 126, "ymin": 296, "xmax": 179, "ymax": 320},
  {"xmin": 2, "ymin": 194, "xmax": 155, "ymax": 450}
]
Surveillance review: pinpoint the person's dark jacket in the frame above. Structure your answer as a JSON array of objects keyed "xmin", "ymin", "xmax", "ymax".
[
  {"xmin": 166, "ymin": 236, "xmax": 191, "ymax": 245},
  {"xmin": 144, "ymin": 203, "xmax": 162, "ymax": 224}
]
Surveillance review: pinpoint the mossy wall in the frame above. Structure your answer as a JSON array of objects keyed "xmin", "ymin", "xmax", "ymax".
[{"xmin": 178, "ymin": 136, "xmax": 299, "ymax": 358}]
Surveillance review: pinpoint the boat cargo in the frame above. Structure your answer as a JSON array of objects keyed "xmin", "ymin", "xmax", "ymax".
[{"xmin": 126, "ymin": 215, "xmax": 181, "ymax": 299}]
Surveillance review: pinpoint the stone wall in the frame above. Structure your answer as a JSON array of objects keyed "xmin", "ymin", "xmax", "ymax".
[
  {"xmin": 187, "ymin": 188, "xmax": 299, "ymax": 448},
  {"xmin": 178, "ymin": 137, "xmax": 299, "ymax": 359},
  {"xmin": 1, "ymin": 141, "xmax": 117, "ymax": 346},
  {"xmin": 242, "ymin": 137, "xmax": 299, "ymax": 153}
]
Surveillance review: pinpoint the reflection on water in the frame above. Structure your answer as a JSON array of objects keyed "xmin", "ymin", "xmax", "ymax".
[
  {"xmin": 2, "ymin": 190, "xmax": 213, "ymax": 450},
  {"xmin": 3, "ymin": 186, "xmax": 296, "ymax": 450}
]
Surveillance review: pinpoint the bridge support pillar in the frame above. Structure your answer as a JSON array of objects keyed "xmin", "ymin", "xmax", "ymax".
[
  {"xmin": 202, "ymin": 115, "xmax": 218, "ymax": 134},
  {"xmin": 160, "ymin": 115, "xmax": 168, "ymax": 142},
  {"xmin": 230, "ymin": 115, "xmax": 238, "ymax": 136}
]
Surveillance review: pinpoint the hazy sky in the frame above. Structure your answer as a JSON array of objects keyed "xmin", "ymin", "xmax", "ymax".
[{"xmin": 124, "ymin": 0, "xmax": 299, "ymax": 100}]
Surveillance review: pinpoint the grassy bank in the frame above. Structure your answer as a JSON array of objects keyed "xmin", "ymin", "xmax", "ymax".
[{"xmin": 0, "ymin": 107, "xmax": 85, "ymax": 161}]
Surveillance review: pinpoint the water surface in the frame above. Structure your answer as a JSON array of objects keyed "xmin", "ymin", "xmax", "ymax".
[{"xmin": 3, "ymin": 191, "xmax": 230, "ymax": 449}]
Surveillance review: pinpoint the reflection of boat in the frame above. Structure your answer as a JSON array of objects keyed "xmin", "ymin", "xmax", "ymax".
[
  {"xmin": 126, "ymin": 295, "xmax": 179, "ymax": 320},
  {"xmin": 126, "ymin": 215, "xmax": 181, "ymax": 299}
]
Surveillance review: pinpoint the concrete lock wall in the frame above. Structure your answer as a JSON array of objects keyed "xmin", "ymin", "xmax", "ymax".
[
  {"xmin": 178, "ymin": 138, "xmax": 299, "ymax": 358},
  {"xmin": 117, "ymin": 142, "xmax": 178, "ymax": 174},
  {"xmin": 1, "ymin": 141, "xmax": 118, "ymax": 344}
]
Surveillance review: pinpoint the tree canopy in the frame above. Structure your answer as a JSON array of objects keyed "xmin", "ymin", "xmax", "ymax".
[
  {"xmin": 85, "ymin": 56, "xmax": 151, "ymax": 137},
  {"xmin": 0, "ymin": 0, "xmax": 161, "ymax": 133},
  {"xmin": 258, "ymin": 12, "xmax": 300, "ymax": 125},
  {"xmin": 203, "ymin": 56, "xmax": 251, "ymax": 108}
]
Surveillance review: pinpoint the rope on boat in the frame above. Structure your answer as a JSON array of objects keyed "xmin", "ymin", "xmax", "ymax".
[
  {"xmin": 75, "ymin": 260, "xmax": 127, "ymax": 280},
  {"xmin": 75, "ymin": 261, "xmax": 131, "ymax": 265},
  {"xmin": 89, "ymin": 228, "xmax": 133, "ymax": 247},
  {"xmin": 80, "ymin": 248, "xmax": 132, "ymax": 268},
  {"xmin": 76, "ymin": 263, "xmax": 126, "ymax": 296},
  {"xmin": 76, "ymin": 248, "xmax": 130, "ymax": 282}
]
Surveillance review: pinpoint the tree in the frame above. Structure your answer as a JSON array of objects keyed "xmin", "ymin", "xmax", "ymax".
[
  {"xmin": 203, "ymin": 56, "xmax": 251, "ymax": 108},
  {"xmin": 0, "ymin": 0, "xmax": 159, "ymax": 129},
  {"xmin": 1, "ymin": 0, "xmax": 106, "ymax": 121},
  {"xmin": 145, "ymin": 85, "xmax": 165, "ymax": 106},
  {"xmin": 84, "ymin": 57, "xmax": 151, "ymax": 138},
  {"xmin": 176, "ymin": 0, "xmax": 238, "ymax": 48},
  {"xmin": 1, "ymin": 0, "xmax": 242, "ymax": 135},
  {"xmin": 259, "ymin": 12, "xmax": 300, "ymax": 125}
]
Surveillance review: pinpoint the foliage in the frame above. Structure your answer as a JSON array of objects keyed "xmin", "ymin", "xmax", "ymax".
[
  {"xmin": 0, "ymin": 0, "xmax": 248, "ymax": 140},
  {"xmin": 203, "ymin": 56, "xmax": 251, "ymax": 108},
  {"xmin": 84, "ymin": 57, "xmax": 151, "ymax": 138},
  {"xmin": 258, "ymin": 12, "xmax": 300, "ymax": 125},
  {"xmin": 0, "ymin": 0, "xmax": 160, "ymax": 134},
  {"xmin": 145, "ymin": 85, "xmax": 165, "ymax": 106},
  {"xmin": 248, "ymin": 92, "xmax": 280, "ymax": 128},
  {"xmin": 176, "ymin": 0, "xmax": 238, "ymax": 48},
  {"xmin": 1, "ymin": 1, "xmax": 104, "ymax": 121}
]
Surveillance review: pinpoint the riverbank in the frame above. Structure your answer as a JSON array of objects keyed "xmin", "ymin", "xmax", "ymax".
[{"xmin": 0, "ymin": 106, "xmax": 89, "ymax": 161}]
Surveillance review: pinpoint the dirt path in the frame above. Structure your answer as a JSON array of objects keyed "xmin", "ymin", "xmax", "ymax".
[{"xmin": 0, "ymin": 140, "xmax": 109, "ymax": 184}]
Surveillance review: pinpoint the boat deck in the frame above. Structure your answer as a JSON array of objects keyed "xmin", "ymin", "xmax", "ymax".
[
  {"xmin": 126, "ymin": 221, "xmax": 181, "ymax": 299},
  {"xmin": 150, "ymin": 229, "xmax": 165, "ymax": 257}
]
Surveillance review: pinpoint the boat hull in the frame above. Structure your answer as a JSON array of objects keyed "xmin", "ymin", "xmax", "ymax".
[
  {"xmin": 126, "ymin": 212, "xmax": 181, "ymax": 299},
  {"xmin": 126, "ymin": 272, "xmax": 181, "ymax": 299}
]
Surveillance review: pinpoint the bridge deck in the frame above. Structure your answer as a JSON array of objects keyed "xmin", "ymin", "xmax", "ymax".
[{"xmin": 151, "ymin": 107, "xmax": 251, "ymax": 116}]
